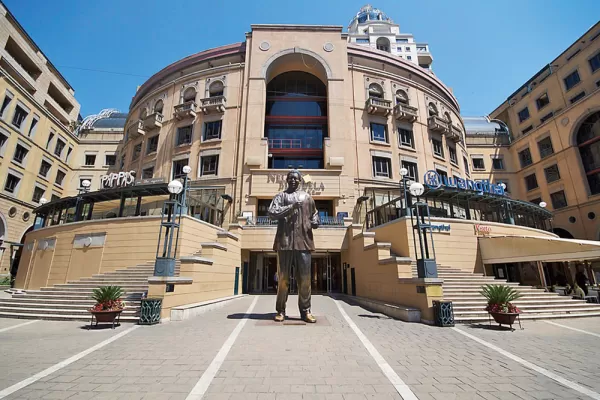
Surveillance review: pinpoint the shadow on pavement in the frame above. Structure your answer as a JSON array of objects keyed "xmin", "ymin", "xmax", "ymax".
[
  {"xmin": 79, "ymin": 323, "xmax": 122, "ymax": 330},
  {"xmin": 463, "ymin": 323, "xmax": 519, "ymax": 332},
  {"xmin": 227, "ymin": 313, "xmax": 276, "ymax": 320}
]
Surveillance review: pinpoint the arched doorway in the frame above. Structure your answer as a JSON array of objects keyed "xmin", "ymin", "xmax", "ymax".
[
  {"xmin": 553, "ymin": 227, "xmax": 574, "ymax": 239},
  {"xmin": 265, "ymin": 71, "xmax": 328, "ymax": 169},
  {"xmin": 576, "ymin": 111, "xmax": 600, "ymax": 195}
]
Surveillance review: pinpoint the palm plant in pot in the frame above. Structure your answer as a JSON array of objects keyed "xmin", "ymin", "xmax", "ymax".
[
  {"xmin": 90, "ymin": 286, "xmax": 126, "ymax": 323},
  {"xmin": 480, "ymin": 284, "xmax": 522, "ymax": 326}
]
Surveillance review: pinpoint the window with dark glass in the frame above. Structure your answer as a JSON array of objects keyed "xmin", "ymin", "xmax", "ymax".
[
  {"xmin": 39, "ymin": 160, "xmax": 51, "ymax": 177},
  {"xmin": 55, "ymin": 170, "xmax": 65, "ymax": 186},
  {"xmin": 4, "ymin": 174, "xmax": 20, "ymax": 193},
  {"xmin": 172, "ymin": 159, "xmax": 189, "ymax": 179},
  {"xmin": 271, "ymin": 157, "xmax": 322, "ymax": 169},
  {"xmin": 498, "ymin": 180, "xmax": 509, "ymax": 193},
  {"xmin": 204, "ymin": 121, "xmax": 222, "ymax": 141},
  {"xmin": 529, "ymin": 197, "xmax": 542, "ymax": 205},
  {"xmin": 368, "ymin": 83, "xmax": 384, "ymax": 99},
  {"xmin": 398, "ymin": 128, "xmax": 413, "ymax": 148},
  {"xmin": 32, "ymin": 186, "xmax": 45, "ymax": 203},
  {"xmin": 449, "ymin": 146, "xmax": 457, "ymax": 164},
  {"xmin": 564, "ymin": 70, "xmax": 581, "ymax": 91},
  {"xmin": 132, "ymin": 143, "xmax": 142, "ymax": 160},
  {"xmin": 492, "ymin": 158, "xmax": 504, "ymax": 170},
  {"xmin": 54, "ymin": 139, "xmax": 65, "ymax": 157},
  {"xmin": 13, "ymin": 144, "xmax": 28, "ymax": 164},
  {"xmin": 536, "ymin": 93, "xmax": 550, "ymax": 110},
  {"xmin": 176, "ymin": 125, "xmax": 193, "ymax": 146},
  {"xmin": 85, "ymin": 154, "xmax": 96, "ymax": 166},
  {"xmin": 518, "ymin": 107, "xmax": 530, "ymax": 123},
  {"xmin": 28, "ymin": 117, "xmax": 38, "ymax": 137},
  {"xmin": 544, "ymin": 164, "xmax": 560, "ymax": 183},
  {"xmin": 370, "ymin": 123, "xmax": 387, "ymax": 142},
  {"xmin": 142, "ymin": 166, "xmax": 154, "ymax": 179},
  {"xmin": 373, "ymin": 156, "xmax": 391, "ymax": 178},
  {"xmin": 0, "ymin": 94, "xmax": 12, "ymax": 117},
  {"xmin": 201, "ymin": 155, "xmax": 219, "ymax": 176},
  {"xmin": 105, "ymin": 154, "xmax": 116, "ymax": 166},
  {"xmin": 12, "ymin": 105, "xmax": 28, "ymax": 129},
  {"xmin": 208, "ymin": 81, "xmax": 224, "ymax": 97},
  {"xmin": 46, "ymin": 132, "xmax": 54, "ymax": 150},
  {"xmin": 522, "ymin": 125, "xmax": 533, "ymax": 135},
  {"xmin": 551, "ymin": 190, "xmax": 567, "ymax": 209},
  {"xmin": 540, "ymin": 112, "xmax": 554, "ymax": 124},
  {"xmin": 472, "ymin": 158, "xmax": 485, "ymax": 170},
  {"xmin": 590, "ymin": 53, "xmax": 600, "ymax": 73},
  {"xmin": 432, "ymin": 138, "xmax": 443, "ymax": 157},
  {"xmin": 519, "ymin": 148, "xmax": 533, "ymax": 168},
  {"xmin": 537, "ymin": 137, "xmax": 554, "ymax": 158},
  {"xmin": 66, "ymin": 148, "xmax": 73, "ymax": 163},
  {"xmin": 463, "ymin": 156, "xmax": 470, "ymax": 175},
  {"xmin": 147, "ymin": 136, "xmax": 159, "ymax": 154},
  {"xmin": 436, "ymin": 169, "xmax": 448, "ymax": 180},
  {"xmin": 525, "ymin": 173, "xmax": 538, "ymax": 191},
  {"xmin": 570, "ymin": 91, "xmax": 586, "ymax": 104},
  {"xmin": 401, "ymin": 160, "xmax": 418, "ymax": 181},
  {"xmin": 0, "ymin": 132, "xmax": 7, "ymax": 151},
  {"xmin": 577, "ymin": 111, "xmax": 600, "ymax": 195},
  {"xmin": 51, "ymin": 194, "xmax": 60, "ymax": 202}
]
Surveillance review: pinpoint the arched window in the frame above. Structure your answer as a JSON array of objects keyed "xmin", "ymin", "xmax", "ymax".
[
  {"xmin": 376, "ymin": 37, "xmax": 390, "ymax": 53},
  {"xmin": 553, "ymin": 227, "xmax": 574, "ymax": 239},
  {"xmin": 183, "ymin": 87, "xmax": 196, "ymax": 103},
  {"xmin": 576, "ymin": 111, "xmax": 600, "ymax": 195},
  {"xmin": 209, "ymin": 81, "xmax": 224, "ymax": 97},
  {"xmin": 444, "ymin": 112, "xmax": 452, "ymax": 123},
  {"xmin": 395, "ymin": 90, "xmax": 408, "ymax": 105},
  {"xmin": 139, "ymin": 108, "xmax": 147, "ymax": 120},
  {"xmin": 428, "ymin": 102, "xmax": 438, "ymax": 116},
  {"xmin": 154, "ymin": 100, "xmax": 164, "ymax": 114},
  {"xmin": 368, "ymin": 83, "xmax": 384, "ymax": 99}
]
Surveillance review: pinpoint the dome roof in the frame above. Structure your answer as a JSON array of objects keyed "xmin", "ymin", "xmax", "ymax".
[
  {"xmin": 463, "ymin": 116, "xmax": 509, "ymax": 136},
  {"xmin": 76, "ymin": 109, "xmax": 127, "ymax": 134},
  {"xmin": 350, "ymin": 4, "xmax": 393, "ymax": 26}
]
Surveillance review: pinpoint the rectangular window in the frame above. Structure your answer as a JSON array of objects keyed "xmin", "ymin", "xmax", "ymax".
[
  {"xmin": 398, "ymin": 128, "xmax": 414, "ymax": 148},
  {"xmin": 172, "ymin": 158, "xmax": 189, "ymax": 179},
  {"xmin": 521, "ymin": 125, "xmax": 533, "ymax": 135},
  {"xmin": 463, "ymin": 156, "xmax": 470, "ymax": 175},
  {"xmin": 105, "ymin": 154, "xmax": 116, "ymax": 166},
  {"xmin": 142, "ymin": 166, "xmax": 154, "ymax": 179},
  {"xmin": 589, "ymin": 53, "xmax": 600, "ymax": 73},
  {"xmin": 373, "ymin": 156, "xmax": 391, "ymax": 178},
  {"xmin": 472, "ymin": 157, "xmax": 485, "ymax": 170},
  {"xmin": 54, "ymin": 139, "xmax": 65, "ymax": 157},
  {"xmin": 55, "ymin": 170, "xmax": 66, "ymax": 186},
  {"xmin": 540, "ymin": 112, "xmax": 554, "ymax": 124},
  {"xmin": 401, "ymin": 160, "xmax": 418, "ymax": 182},
  {"xmin": 529, "ymin": 197, "xmax": 542, "ymax": 205},
  {"xmin": 51, "ymin": 194, "xmax": 60, "ymax": 202},
  {"xmin": 370, "ymin": 123, "xmax": 388, "ymax": 143},
  {"xmin": 28, "ymin": 117, "xmax": 38, "ymax": 137},
  {"xmin": 176, "ymin": 125, "xmax": 193, "ymax": 146},
  {"xmin": 200, "ymin": 155, "xmax": 219, "ymax": 176},
  {"xmin": 4, "ymin": 174, "xmax": 20, "ymax": 194},
  {"xmin": 66, "ymin": 147, "xmax": 73, "ymax": 162},
  {"xmin": 147, "ymin": 136, "xmax": 159, "ymax": 154},
  {"xmin": 407, "ymin": 55, "xmax": 412, "ymax": 60},
  {"xmin": 0, "ymin": 94, "xmax": 12, "ymax": 118},
  {"xmin": 355, "ymin": 38, "xmax": 369, "ymax": 44},
  {"xmin": 120, "ymin": 156, "xmax": 125, "ymax": 169},
  {"xmin": 132, "ymin": 143, "xmax": 142, "ymax": 160},
  {"xmin": 525, "ymin": 173, "xmax": 538, "ymax": 191},
  {"xmin": 564, "ymin": 70, "xmax": 581, "ymax": 91},
  {"xmin": 11, "ymin": 105, "xmax": 28, "ymax": 129},
  {"xmin": 396, "ymin": 38, "xmax": 408, "ymax": 43},
  {"xmin": 85, "ymin": 154, "xmax": 96, "ymax": 166},
  {"xmin": 436, "ymin": 169, "xmax": 448, "ymax": 180},
  {"xmin": 544, "ymin": 164, "xmax": 561, "ymax": 183},
  {"xmin": 432, "ymin": 138, "xmax": 444, "ymax": 157},
  {"xmin": 39, "ymin": 160, "xmax": 51, "ymax": 178},
  {"xmin": 46, "ymin": 132, "xmax": 54, "ymax": 150},
  {"xmin": 570, "ymin": 91, "xmax": 586, "ymax": 104},
  {"xmin": 492, "ymin": 158, "xmax": 504, "ymax": 170},
  {"xmin": 32, "ymin": 186, "xmax": 45, "ymax": 203},
  {"xmin": 519, "ymin": 148, "xmax": 533, "ymax": 168},
  {"xmin": 518, "ymin": 107, "xmax": 530, "ymax": 123},
  {"xmin": 448, "ymin": 146, "xmax": 457, "ymax": 164},
  {"xmin": 0, "ymin": 132, "xmax": 7, "ymax": 152},
  {"xmin": 550, "ymin": 190, "xmax": 568, "ymax": 209},
  {"xmin": 536, "ymin": 93, "xmax": 550, "ymax": 110},
  {"xmin": 405, "ymin": 46, "xmax": 410, "ymax": 51},
  {"xmin": 537, "ymin": 137, "xmax": 554, "ymax": 158},
  {"xmin": 203, "ymin": 121, "xmax": 222, "ymax": 141},
  {"xmin": 13, "ymin": 144, "xmax": 28, "ymax": 164}
]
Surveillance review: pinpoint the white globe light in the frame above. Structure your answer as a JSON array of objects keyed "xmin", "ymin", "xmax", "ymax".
[
  {"xmin": 182, "ymin": 165, "xmax": 192, "ymax": 174},
  {"xmin": 499, "ymin": 182, "xmax": 506, "ymax": 190},
  {"xmin": 400, "ymin": 167, "xmax": 408, "ymax": 177},
  {"xmin": 39, "ymin": 197, "xmax": 48, "ymax": 205},
  {"xmin": 168, "ymin": 180, "xmax": 184, "ymax": 194},
  {"xmin": 539, "ymin": 201, "xmax": 547, "ymax": 208},
  {"xmin": 409, "ymin": 182, "xmax": 425, "ymax": 197},
  {"xmin": 81, "ymin": 179, "xmax": 91, "ymax": 188}
]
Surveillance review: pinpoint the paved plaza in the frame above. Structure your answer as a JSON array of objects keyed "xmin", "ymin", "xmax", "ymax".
[{"xmin": 0, "ymin": 295, "xmax": 599, "ymax": 399}]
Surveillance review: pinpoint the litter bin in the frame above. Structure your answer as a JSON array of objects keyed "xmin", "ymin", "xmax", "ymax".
[
  {"xmin": 433, "ymin": 300, "xmax": 454, "ymax": 327},
  {"xmin": 139, "ymin": 298, "xmax": 162, "ymax": 325}
]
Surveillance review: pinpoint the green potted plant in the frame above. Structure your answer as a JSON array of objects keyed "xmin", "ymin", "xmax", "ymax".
[
  {"xmin": 90, "ymin": 286, "xmax": 126, "ymax": 323},
  {"xmin": 480, "ymin": 284, "xmax": 522, "ymax": 326}
]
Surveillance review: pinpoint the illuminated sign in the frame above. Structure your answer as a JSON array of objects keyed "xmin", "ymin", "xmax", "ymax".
[
  {"xmin": 101, "ymin": 171, "xmax": 136, "ymax": 189},
  {"xmin": 424, "ymin": 170, "xmax": 505, "ymax": 196},
  {"xmin": 430, "ymin": 224, "xmax": 451, "ymax": 233}
]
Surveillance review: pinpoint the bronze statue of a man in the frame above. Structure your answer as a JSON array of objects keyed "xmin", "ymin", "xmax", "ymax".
[{"xmin": 268, "ymin": 170, "xmax": 319, "ymax": 323}]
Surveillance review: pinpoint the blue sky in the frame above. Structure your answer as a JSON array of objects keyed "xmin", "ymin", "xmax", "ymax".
[{"xmin": 6, "ymin": 0, "xmax": 600, "ymax": 118}]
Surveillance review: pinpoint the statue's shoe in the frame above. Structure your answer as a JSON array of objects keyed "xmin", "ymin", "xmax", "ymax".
[
  {"xmin": 274, "ymin": 313, "xmax": 285, "ymax": 322},
  {"xmin": 303, "ymin": 313, "xmax": 316, "ymax": 323}
]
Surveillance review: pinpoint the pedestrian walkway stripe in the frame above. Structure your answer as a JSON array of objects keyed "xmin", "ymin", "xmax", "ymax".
[
  {"xmin": 0, "ymin": 320, "xmax": 38, "ymax": 333},
  {"xmin": 453, "ymin": 326, "xmax": 600, "ymax": 400},
  {"xmin": 333, "ymin": 299, "xmax": 419, "ymax": 400},
  {"xmin": 186, "ymin": 295, "xmax": 259, "ymax": 400},
  {"xmin": 544, "ymin": 320, "xmax": 600, "ymax": 338},
  {"xmin": 0, "ymin": 324, "xmax": 139, "ymax": 399}
]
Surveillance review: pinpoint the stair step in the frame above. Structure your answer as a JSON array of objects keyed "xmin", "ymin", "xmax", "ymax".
[
  {"xmin": 0, "ymin": 306, "xmax": 140, "ymax": 316},
  {"xmin": 0, "ymin": 301, "xmax": 140, "ymax": 309},
  {"xmin": 39, "ymin": 288, "xmax": 146, "ymax": 294},
  {"xmin": 451, "ymin": 299, "xmax": 589, "ymax": 306},
  {"xmin": 53, "ymin": 284, "xmax": 148, "ymax": 290},
  {"xmin": 19, "ymin": 292, "xmax": 143, "ymax": 299},
  {"xmin": 0, "ymin": 311, "xmax": 139, "ymax": 322},
  {"xmin": 453, "ymin": 303, "xmax": 600, "ymax": 312}
]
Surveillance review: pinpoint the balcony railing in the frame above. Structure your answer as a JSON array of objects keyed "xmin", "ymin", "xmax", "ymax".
[
  {"xmin": 427, "ymin": 115, "xmax": 450, "ymax": 134},
  {"xmin": 366, "ymin": 96, "xmax": 392, "ymax": 116},
  {"xmin": 465, "ymin": 135, "xmax": 511, "ymax": 146},
  {"xmin": 268, "ymin": 138, "xmax": 323, "ymax": 150},
  {"xmin": 174, "ymin": 101, "xmax": 197, "ymax": 120},
  {"xmin": 200, "ymin": 95, "xmax": 226, "ymax": 114},
  {"xmin": 143, "ymin": 112, "xmax": 163, "ymax": 130},
  {"xmin": 448, "ymin": 124, "xmax": 463, "ymax": 143},
  {"xmin": 247, "ymin": 215, "xmax": 344, "ymax": 227},
  {"xmin": 127, "ymin": 120, "xmax": 145, "ymax": 138},
  {"xmin": 393, "ymin": 103, "xmax": 418, "ymax": 122}
]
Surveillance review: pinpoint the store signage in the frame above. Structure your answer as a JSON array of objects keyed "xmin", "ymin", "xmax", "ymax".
[
  {"xmin": 267, "ymin": 173, "xmax": 325, "ymax": 194},
  {"xmin": 424, "ymin": 170, "xmax": 506, "ymax": 196},
  {"xmin": 135, "ymin": 177, "xmax": 165, "ymax": 186},
  {"xmin": 474, "ymin": 224, "xmax": 492, "ymax": 235},
  {"xmin": 100, "ymin": 170, "xmax": 136, "ymax": 189},
  {"xmin": 430, "ymin": 224, "xmax": 451, "ymax": 233}
]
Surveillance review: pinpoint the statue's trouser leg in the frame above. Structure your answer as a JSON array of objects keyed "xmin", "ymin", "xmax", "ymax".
[
  {"xmin": 295, "ymin": 251, "xmax": 312, "ymax": 315},
  {"xmin": 276, "ymin": 251, "xmax": 291, "ymax": 315}
]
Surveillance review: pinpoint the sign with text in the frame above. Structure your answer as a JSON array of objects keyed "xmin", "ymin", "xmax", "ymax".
[
  {"xmin": 474, "ymin": 224, "xmax": 492, "ymax": 235},
  {"xmin": 430, "ymin": 224, "xmax": 451, "ymax": 233},
  {"xmin": 101, "ymin": 171, "xmax": 136, "ymax": 189},
  {"xmin": 267, "ymin": 173, "xmax": 325, "ymax": 195},
  {"xmin": 424, "ymin": 170, "xmax": 506, "ymax": 196}
]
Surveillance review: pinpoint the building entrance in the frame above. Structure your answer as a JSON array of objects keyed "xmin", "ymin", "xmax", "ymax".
[{"xmin": 247, "ymin": 252, "xmax": 342, "ymax": 294}]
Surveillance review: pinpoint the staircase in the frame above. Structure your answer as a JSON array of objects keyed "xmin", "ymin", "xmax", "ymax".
[
  {"xmin": 0, "ymin": 261, "xmax": 180, "ymax": 322},
  {"xmin": 429, "ymin": 265, "xmax": 600, "ymax": 322}
]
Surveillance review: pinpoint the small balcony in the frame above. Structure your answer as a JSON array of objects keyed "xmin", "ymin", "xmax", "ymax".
[
  {"xmin": 174, "ymin": 101, "xmax": 197, "ymax": 120},
  {"xmin": 427, "ymin": 115, "xmax": 450, "ymax": 134},
  {"xmin": 393, "ymin": 103, "xmax": 418, "ymax": 122},
  {"xmin": 448, "ymin": 124, "xmax": 463, "ymax": 143},
  {"xmin": 127, "ymin": 120, "xmax": 145, "ymax": 138},
  {"xmin": 143, "ymin": 112, "xmax": 163, "ymax": 130},
  {"xmin": 200, "ymin": 95, "xmax": 226, "ymax": 114},
  {"xmin": 365, "ymin": 97, "xmax": 392, "ymax": 116},
  {"xmin": 416, "ymin": 44, "xmax": 433, "ymax": 64}
]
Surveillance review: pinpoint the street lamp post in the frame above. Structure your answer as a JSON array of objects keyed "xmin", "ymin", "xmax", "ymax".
[
  {"xmin": 74, "ymin": 180, "xmax": 91, "ymax": 222},
  {"xmin": 154, "ymin": 179, "xmax": 184, "ymax": 277},
  {"xmin": 180, "ymin": 165, "xmax": 192, "ymax": 216},
  {"xmin": 409, "ymin": 182, "xmax": 438, "ymax": 279},
  {"xmin": 399, "ymin": 167, "xmax": 411, "ymax": 217}
]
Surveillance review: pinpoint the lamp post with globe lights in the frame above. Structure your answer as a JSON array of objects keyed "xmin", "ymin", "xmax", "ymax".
[
  {"xmin": 74, "ymin": 179, "xmax": 91, "ymax": 222},
  {"xmin": 180, "ymin": 165, "xmax": 192, "ymax": 215},
  {"xmin": 154, "ymin": 179, "xmax": 185, "ymax": 277},
  {"xmin": 409, "ymin": 182, "xmax": 438, "ymax": 279},
  {"xmin": 399, "ymin": 167, "xmax": 412, "ymax": 216},
  {"xmin": 538, "ymin": 201, "xmax": 553, "ymax": 231},
  {"xmin": 498, "ymin": 182, "xmax": 515, "ymax": 225}
]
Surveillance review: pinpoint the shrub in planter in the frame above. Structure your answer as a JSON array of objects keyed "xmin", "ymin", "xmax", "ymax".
[
  {"xmin": 90, "ymin": 286, "xmax": 125, "ymax": 323},
  {"xmin": 480, "ymin": 284, "xmax": 522, "ymax": 324}
]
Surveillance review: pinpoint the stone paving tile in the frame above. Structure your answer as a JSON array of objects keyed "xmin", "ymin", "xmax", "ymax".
[{"xmin": 0, "ymin": 318, "xmax": 35, "ymax": 330}]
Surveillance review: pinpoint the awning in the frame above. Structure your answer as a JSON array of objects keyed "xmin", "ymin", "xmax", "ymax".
[{"xmin": 479, "ymin": 235, "xmax": 600, "ymax": 264}]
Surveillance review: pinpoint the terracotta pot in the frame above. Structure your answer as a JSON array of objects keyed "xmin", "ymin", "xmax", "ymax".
[
  {"xmin": 490, "ymin": 312, "xmax": 519, "ymax": 325},
  {"xmin": 90, "ymin": 309, "xmax": 123, "ymax": 323}
]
